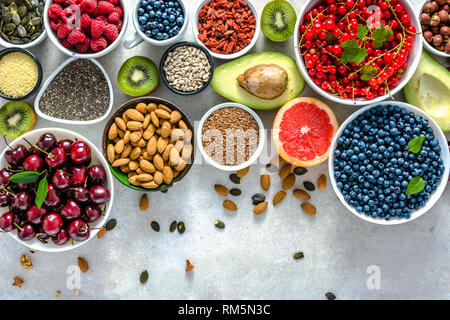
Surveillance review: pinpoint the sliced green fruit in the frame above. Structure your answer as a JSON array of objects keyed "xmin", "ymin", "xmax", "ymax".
[
  {"xmin": 210, "ymin": 52, "xmax": 305, "ymax": 110},
  {"xmin": 117, "ymin": 56, "xmax": 159, "ymax": 97},
  {"xmin": 261, "ymin": 0, "xmax": 297, "ymax": 42},
  {"xmin": 0, "ymin": 101, "xmax": 36, "ymax": 140},
  {"xmin": 404, "ymin": 51, "xmax": 450, "ymax": 132}
]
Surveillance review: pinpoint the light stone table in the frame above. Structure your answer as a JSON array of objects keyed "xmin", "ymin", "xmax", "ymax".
[{"xmin": 0, "ymin": 0, "xmax": 449, "ymax": 300}]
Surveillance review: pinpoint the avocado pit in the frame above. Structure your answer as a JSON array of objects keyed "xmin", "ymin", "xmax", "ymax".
[{"xmin": 237, "ymin": 64, "xmax": 288, "ymax": 99}]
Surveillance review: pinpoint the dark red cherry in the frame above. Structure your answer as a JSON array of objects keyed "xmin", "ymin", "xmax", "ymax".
[
  {"xmin": 42, "ymin": 213, "xmax": 63, "ymax": 235},
  {"xmin": 16, "ymin": 183, "xmax": 29, "ymax": 192},
  {"xmin": 52, "ymin": 229, "xmax": 71, "ymax": 245},
  {"xmin": 57, "ymin": 139, "xmax": 73, "ymax": 153},
  {"xmin": 88, "ymin": 165, "xmax": 106, "ymax": 185},
  {"xmin": 5, "ymin": 144, "xmax": 27, "ymax": 166},
  {"xmin": 44, "ymin": 184, "xmax": 62, "ymax": 208},
  {"xmin": 0, "ymin": 168, "xmax": 12, "ymax": 186},
  {"xmin": 60, "ymin": 199, "xmax": 81, "ymax": 220},
  {"xmin": 89, "ymin": 185, "xmax": 110, "ymax": 204},
  {"xmin": 70, "ymin": 141, "xmax": 91, "ymax": 165},
  {"xmin": 46, "ymin": 147, "xmax": 68, "ymax": 169},
  {"xmin": 52, "ymin": 170, "xmax": 71, "ymax": 190},
  {"xmin": 18, "ymin": 223, "xmax": 35, "ymax": 241},
  {"xmin": 26, "ymin": 205, "xmax": 47, "ymax": 224},
  {"xmin": 11, "ymin": 191, "xmax": 33, "ymax": 213},
  {"xmin": 71, "ymin": 166, "xmax": 87, "ymax": 187},
  {"xmin": 23, "ymin": 155, "xmax": 44, "ymax": 171},
  {"xmin": 84, "ymin": 204, "xmax": 102, "ymax": 222},
  {"xmin": 0, "ymin": 211, "xmax": 18, "ymax": 231},
  {"xmin": 0, "ymin": 190, "xmax": 11, "ymax": 207},
  {"xmin": 37, "ymin": 133, "xmax": 57, "ymax": 152},
  {"xmin": 67, "ymin": 219, "xmax": 90, "ymax": 241},
  {"xmin": 73, "ymin": 187, "xmax": 90, "ymax": 203}
]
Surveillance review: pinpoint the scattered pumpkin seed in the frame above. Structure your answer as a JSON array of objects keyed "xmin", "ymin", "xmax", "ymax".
[
  {"xmin": 140, "ymin": 270, "xmax": 149, "ymax": 284},
  {"xmin": 169, "ymin": 220, "xmax": 177, "ymax": 232},
  {"xmin": 139, "ymin": 194, "xmax": 149, "ymax": 210},
  {"xmin": 294, "ymin": 167, "xmax": 308, "ymax": 175},
  {"xmin": 177, "ymin": 221, "xmax": 185, "ymax": 234},
  {"xmin": 214, "ymin": 220, "xmax": 225, "ymax": 229},
  {"xmin": 230, "ymin": 188, "xmax": 241, "ymax": 196},
  {"xmin": 303, "ymin": 181, "xmax": 315, "ymax": 191},
  {"xmin": 214, "ymin": 184, "xmax": 229, "ymax": 196},
  {"xmin": 77, "ymin": 257, "xmax": 89, "ymax": 273},
  {"xmin": 151, "ymin": 221, "xmax": 160, "ymax": 232},
  {"xmin": 20, "ymin": 254, "xmax": 32, "ymax": 270},
  {"xmin": 229, "ymin": 173, "xmax": 241, "ymax": 184},
  {"xmin": 293, "ymin": 251, "xmax": 304, "ymax": 259},
  {"xmin": 186, "ymin": 259, "xmax": 194, "ymax": 272},
  {"xmin": 105, "ymin": 219, "xmax": 117, "ymax": 231},
  {"xmin": 293, "ymin": 189, "xmax": 311, "ymax": 200},
  {"xmin": 318, "ymin": 174, "xmax": 327, "ymax": 190},
  {"xmin": 325, "ymin": 292, "xmax": 336, "ymax": 300},
  {"xmin": 252, "ymin": 193, "xmax": 266, "ymax": 206}
]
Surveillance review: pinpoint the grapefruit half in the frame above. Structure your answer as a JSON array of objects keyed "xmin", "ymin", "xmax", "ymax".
[{"xmin": 273, "ymin": 97, "xmax": 338, "ymax": 167}]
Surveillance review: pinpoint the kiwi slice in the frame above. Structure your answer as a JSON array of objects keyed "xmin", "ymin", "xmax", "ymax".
[
  {"xmin": 261, "ymin": 0, "xmax": 297, "ymax": 42},
  {"xmin": 117, "ymin": 56, "xmax": 159, "ymax": 97},
  {"xmin": 0, "ymin": 101, "xmax": 36, "ymax": 140}
]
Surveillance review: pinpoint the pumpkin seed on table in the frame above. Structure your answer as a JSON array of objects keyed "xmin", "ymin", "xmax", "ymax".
[
  {"xmin": 151, "ymin": 221, "xmax": 160, "ymax": 232},
  {"xmin": 214, "ymin": 184, "xmax": 229, "ymax": 196},
  {"xmin": 293, "ymin": 189, "xmax": 311, "ymax": 200},
  {"xmin": 303, "ymin": 181, "xmax": 315, "ymax": 191},
  {"xmin": 177, "ymin": 221, "xmax": 185, "ymax": 234},
  {"xmin": 223, "ymin": 200, "xmax": 238, "ymax": 211},
  {"xmin": 282, "ymin": 173, "xmax": 295, "ymax": 190},
  {"xmin": 252, "ymin": 193, "xmax": 266, "ymax": 206},
  {"xmin": 294, "ymin": 167, "xmax": 308, "ymax": 176},
  {"xmin": 301, "ymin": 203, "xmax": 317, "ymax": 215},
  {"xmin": 229, "ymin": 173, "xmax": 241, "ymax": 184},
  {"xmin": 236, "ymin": 166, "xmax": 250, "ymax": 178},
  {"xmin": 140, "ymin": 270, "xmax": 149, "ymax": 284},
  {"xmin": 318, "ymin": 174, "xmax": 327, "ymax": 190},
  {"xmin": 325, "ymin": 292, "xmax": 336, "ymax": 300},
  {"xmin": 253, "ymin": 201, "xmax": 268, "ymax": 215},
  {"xmin": 260, "ymin": 174, "xmax": 270, "ymax": 191},
  {"xmin": 77, "ymin": 257, "xmax": 89, "ymax": 273},
  {"xmin": 139, "ymin": 194, "xmax": 149, "ymax": 210},
  {"xmin": 105, "ymin": 219, "xmax": 117, "ymax": 231},
  {"xmin": 229, "ymin": 188, "xmax": 241, "ymax": 196},
  {"xmin": 293, "ymin": 252, "xmax": 304, "ymax": 259},
  {"xmin": 279, "ymin": 163, "xmax": 292, "ymax": 179},
  {"xmin": 273, "ymin": 191, "xmax": 286, "ymax": 206},
  {"xmin": 214, "ymin": 220, "xmax": 225, "ymax": 229},
  {"xmin": 169, "ymin": 221, "xmax": 177, "ymax": 232}
]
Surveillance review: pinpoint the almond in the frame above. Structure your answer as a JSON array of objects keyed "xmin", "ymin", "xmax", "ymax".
[
  {"xmin": 114, "ymin": 139, "xmax": 124, "ymax": 154},
  {"xmin": 129, "ymin": 175, "xmax": 141, "ymax": 186},
  {"xmin": 139, "ymin": 194, "xmax": 149, "ymax": 211},
  {"xmin": 129, "ymin": 160, "xmax": 139, "ymax": 171},
  {"xmin": 127, "ymin": 121, "xmax": 143, "ymax": 131},
  {"xmin": 136, "ymin": 102, "xmax": 148, "ymax": 114},
  {"xmin": 163, "ymin": 166, "xmax": 173, "ymax": 184},
  {"xmin": 186, "ymin": 259, "xmax": 195, "ymax": 272},
  {"xmin": 171, "ymin": 128, "xmax": 184, "ymax": 141},
  {"xmin": 158, "ymin": 104, "xmax": 172, "ymax": 113},
  {"xmin": 273, "ymin": 191, "xmax": 287, "ymax": 206},
  {"xmin": 140, "ymin": 159, "xmax": 156, "ymax": 173},
  {"xmin": 150, "ymin": 111, "xmax": 159, "ymax": 127},
  {"xmin": 121, "ymin": 165, "xmax": 130, "ymax": 173},
  {"xmin": 169, "ymin": 147, "xmax": 181, "ymax": 166},
  {"xmin": 112, "ymin": 158, "xmax": 130, "ymax": 167},
  {"xmin": 115, "ymin": 117, "xmax": 126, "ymax": 131},
  {"xmin": 143, "ymin": 123, "xmax": 155, "ymax": 140},
  {"xmin": 153, "ymin": 171, "xmax": 163, "ymax": 185},
  {"xmin": 214, "ymin": 184, "xmax": 229, "ymax": 196},
  {"xmin": 161, "ymin": 121, "xmax": 171, "ymax": 138},
  {"xmin": 141, "ymin": 181, "xmax": 159, "ymax": 189},
  {"xmin": 293, "ymin": 189, "xmax": 311, "ymax": 200},
  {"xmin": 174, "ymin": 140, "xmax": 184, "ymax": 153},
  {"xmin": 184, "ymin": 129, "xmax": 193, "ymax": 142},
  {"xmin": 138, "ymin": 138, "xmax": 147, "ymax": 148},
  {"xmin": 153, "ymin": 154, "xmax": 164, "ymax": 171},
  {"xmin": 253, "ymin": 201, "xmax": 268, "ymax": 215},
  {"xmin": 178, "ymin": 119, "xmax": 188, "ymax": 130},
  {"xmin": 130, "ymin": 147, "xmax": 141, "ymax": 160},
  {"xmin": 146, "ymin": 136, "xmax": 157, "ymax": 155},
  {"xmin": 301, "ymin": 203, "xmax": 316, "ymax": 215},
  {"xmin": 135, "ymin": 173, "xmax": 153, "ymax": 182},
  {"xmin": 108, "ymin": 123, "xmax": 118, "ymax": 140},
  {"xmin": 117, "ymin": 129, "xmax": 124, "ymax": 139},
  {"xmin": 260, "ymin": 174, "xmax": 270, "ymax": 191},
  {"xmin": 223, "ymin": 199, "xmax": 237, "ymax": 211},
  {"xmin": 181, "ymin": 144, "xmax": 192, "ymax": 160},
  {"xmin": 126, "ymin": 109, "xmax": 145, "ymax": 122},
  {"xmin": 97, "ymin": 226, "xmax": 106, "ymax": 239},
  {"xmin": 162, "ymin": 144, "xmax": 174, "ymax": 161},
  {"xmin": 121, "ymin": 144, "xmax": 132, "ymax": 158},
  {"xmin": 279, "ymin": 164, "xmax": 292, "ymax": 180},
  {"xmin": 143, "ymin": 113, "xmax": 151, "ymax": 129},
  {"xmin": 170, "ymin": 110, "xmax": 182, "ymax": 123},
  {"xmin": 154, "ymin": 108, "xmax": 171, "ymax": 119},
  {"xmin": 282, "ymin": 173, "xmax": 295, "ymax": 190},
  {"xmin": 130, "ymin": 131, "xmax": 142, "ymax": 143},
  {"xmin": 107, "ymin": 144, "xmax": 115, "ymax": 164},
  {"xmin": 318, "ymin": 174, "xmax": 327, "ymax": 190},
  {"xmin": 174, "ymin": 158, "xmax": 186, "ymax": 171},
  {"xmin": 237, "ymin": 166, "xmax": 250, "ymax": 178},
  {"xmin": 123, "ymin": 130, "xmax": 131, "ymax": 144},
  {"xmin": 147, "ymin": 103, "xmax": 157, "ymax": 112},
  {"xmin": 157, "ymin": 137, "xmax": 168, "ymax": 154},
  {"xmin": 77, "ymin": 257, "xmax": 89, "ymax": 273}
]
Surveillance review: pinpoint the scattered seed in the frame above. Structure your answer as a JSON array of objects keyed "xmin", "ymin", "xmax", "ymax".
[
  {"xmin": 318, "ymin": 174, "xmax": 327, "ymax": 190},
  {"xmin": 97, "ymin": 226, "xmax": 106, "ymax": 239},
  {"xmin": 186, "ymin": 259, "xmax": 195, "ymax": 272},
  {"xmin": 29, "ymin": 248, "xmax": 36, "ymax": 254},
  {"xmin": 253, "ymin": 201, "xmax": 268, "ymax": 215},
  {"xmin": 293, "ymin": 189, "xmax": 311, "ymax": 200},
  {"xmin": 230, "ymin": 188, "xmax": 241, "ymax": 196},
  {"xmin": 56, "ymin": 291, "xmax": 61, "ymax": 298},
  {"xmin": 260, "ymin": 174, "xmax": 270, "ymax": 191},
  {"xmin": 252, "ymin": 193, "xmax": 266, "ymax": 205},
  {"xmin": 20, "ymin": 254, "xmax": 32, "ymax": 270},
  {"xmin": 214, "ymin": 184, "xmax": 229, "ymax": 196},
  {"xmin": 266, "ymin": 163, "xmax": 272, "ymax": 168},
  {"xmin": 140, "ymin": 270, "xmax": 149, "ymax": 284},
  {"xmin": 77, "ymin": 257, "xmax": 89, "ymax": 273},
  {"xmin": 236, "ymin": 166, "xmax": 250, "ymax": 178},
  {"xmin": 229, "ymin": 173, "xmax": 241, "ymax": 184},
  {"xmin": 223, "ymin": 199, "xmax": 238, "ymax": 211},
  {"xmin": 282, "ymin": 173, "xmax": 295, "ymax": 190},
  {"xmin": 325, "ymin": 292, "xmax": 336, "ymax": 300},
  {"xmin": 12, "ymin": 276, "xmax": 23, "ymax": 288},
  {"xmin": 273, "ymin": 191, "xmax": 287, "ymax": 206},
  {"xmin": 279, "ymin": 163, "xmax": 292, "ymax": 179},
  {"xmin": 74, "ymin": 289, "xmax": 79, "ymax": 295},
  {"xmin": 293, "ymin": 252, "xmax": 304, "ymax": 259},
  {"xmin": 151, "ymin": 221, "xmax": 160, "ymax": 232},
  {"xmin": 105, "ymin": 219, "xmax": 117, "ymax": 231},
  {"xmin": 177, "ymin": 221, "xmax": 186, "ymax": 234},
  {"xmin": 139, "ymin": 194, "xmax": 149, "ymax": 210},
  {"xmin": 169, "ymin": 220, "xmax": 177, "ymax": 232},
  {"xmin": 303, "ymin": 181, "xmax": 315, "ymax": 191},
  {"xmin": 214, "ymin": 220, "xmax": 225, "ymax": 229},
  {"xmin": 294, "ymin": 167, "xmax": 308, "ymax": 175},
  {"xmin": 301, "ymin": 203, "xmax": 317, "ymax": 215}
]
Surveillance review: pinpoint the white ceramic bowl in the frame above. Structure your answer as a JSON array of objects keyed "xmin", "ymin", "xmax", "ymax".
[
  {"xmin": 293, "ymin": 0, "xmax": 423, "ymax": 106},
  {"xmin": 328, "ymin": 101, "xmax": 449, "ymax": 225},
  {"xmin": 419, "ymin": 0, "xmax": 450, "ymax": 58},
  {"xmin": 0, "ymin": 128, "xmax": 114, "ymax": 252},
  {"xmin": 192, "ymin": 0, "xmax": 260, "ymax": 60},
  {"xmin": 0, "ymin": 25, "xmax": 47, "ymax": 49},
  {"xmin": 34, "ymin": 57, "xmax": 113, "ymax": 125},
  {"xmin": 43, "ymin": 0, "xmax": 128, "ymax": 58},
  {"xmin": 197, "ymin": 102, "xmax": 265, "ymax": 171},
  {"xmin": 123, "ymin": 0, "xmax": 188, "ymax": 49}
]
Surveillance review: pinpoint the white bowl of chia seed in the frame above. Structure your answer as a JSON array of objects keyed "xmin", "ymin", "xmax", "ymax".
[
  {"xmin": 34, "ymin": 57, "xmax": 113, "ymax": 125},
  {"xmin": 197, "ymin": 102, "xmax": 265, "ymax": 171}
]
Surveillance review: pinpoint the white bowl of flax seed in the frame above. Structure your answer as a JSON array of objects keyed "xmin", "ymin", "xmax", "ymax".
[{"xmin": 197, "ymin": 102, "xmax": 265, "ymax": 171}]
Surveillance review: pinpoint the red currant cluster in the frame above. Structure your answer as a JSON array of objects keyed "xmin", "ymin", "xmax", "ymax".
[{"xmin": 299, "ymin": 0, "xmax": 416, "ymax": 100}]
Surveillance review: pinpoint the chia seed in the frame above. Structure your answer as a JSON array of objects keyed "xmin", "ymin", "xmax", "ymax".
[{"xmin": 39, "ymin": 59, "xmax": 109, "ymax": 121}]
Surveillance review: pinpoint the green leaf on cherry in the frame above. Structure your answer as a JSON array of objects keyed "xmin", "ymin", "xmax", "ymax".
[
  {"xmin": 340, "ymin": 39, "xmax": 368, "ymax": 65},
  {"xmin": 408, "ymin": 136, "xmax": 426, "ymax": 154},
  {"xmin": 357, "ymin": 24, "xmax": 368, "ymax": 39},
  {"xmin": 360, "ymin": 66, "xmax": 378, "ymax": 81},
  {"xmin": 406, "ymin": 176, "xmax": 426, "ymax": 195},
  {"xmin": 372, "ymin": 24, "xmax": 393, "ymax": 48},
  {"xmin": 35, "ymin": 177, "xmax": 48, "ymax": 209},
  {"xmin": 8, "ymin": 171, "xmax": 41, "ymax": 184}
]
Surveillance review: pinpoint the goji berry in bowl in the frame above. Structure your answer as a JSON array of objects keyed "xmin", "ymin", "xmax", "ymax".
[
  {"xmin": 293, "ymin": 0, "xmax": 422, "ymax": 106},
  {"xmin": 44, "ymin": 0, "xmax": 129, "ymax": 58},
  {"xmin": 193, "ymin": 0, "xmax": 261, "ymax": 60}
]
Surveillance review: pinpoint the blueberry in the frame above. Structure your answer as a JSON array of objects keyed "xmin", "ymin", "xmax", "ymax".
[
  {"xmin": 151, "ymin": 28, "xmax": 158, "ymax": 35},
  {"xmin": 153, "ymin": 1, "xmax": 161, "ymax": 8},
  {"xmin": 141, "ymin": 0, "xmax": 149, "ymax": 8},
  {"xmin": 162, "ymin": 32, "xmax": 169, "ymax": 39},
  {"xmin": 176, "ymin": 16, "xmax": 184, "ymax": 26},
  {"xmin": 156, "ymin": 10, "xmax": 162, "ymax": 18},
  {"xmin": 138, "ymin": 8, "xmax": 145, "ymax": 15},
  {"xmin": 145, "ymin": 30, "xmax": 152, "ymax": 37},
  {"xmin": 156, "ymin": 32, "xmax": 163, "ymax": 40},
  {"xmin": 149, "ymin": 10, "xmax": 156, "ymax": 18},
  {"xmin": 139, "ymin": 16, "xmax": 147, "ymax": 25},
  {"xmin": 169, "ymin": 14, "xmax": 176, "ymax": 22},
  {"xmin": 163, "ymin": 19, "xmax": 169, "ymax": 26}
]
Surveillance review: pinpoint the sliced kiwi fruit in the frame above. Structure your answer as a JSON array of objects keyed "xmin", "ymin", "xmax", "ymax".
[
  {"xmin": 117, "ymin": 56, "xmax": 159, "ymax": 97},
  {"xmin": 0, "ymin": 101, "xmax": 36, "ymax": 140},
  {"xmin": 261, "ymin": 0, "xmax": 297, "ymax": 42}
]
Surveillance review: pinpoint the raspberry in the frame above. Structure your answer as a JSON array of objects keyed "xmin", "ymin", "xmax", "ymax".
[
  {"xmin": 91, "ymin": 36, "xmax": 107, "ymax": 52},
  {"xmin": 65, "ymin": 0, "xmax": 78, "ymax": 6},
  {"xmin": 80, "ymin": 0, "xmax": 97, "ymax": 15},
  {"xmin": 75, "ymin": 37, "xmax": 91, "ymax": 53},
  {"xmin": 107, "ymin": 11, "xmax": 120, "ymax": 23},
  {"xmin": 107, "ymin": 0, "xmax": 119, "ymax": 5},
  {"xmin": 97, "ymin": 1, "xmax": 114, "ymax": 15},
  {"xmin": 48, "ymin": 4, "xmax": 63, "ymax": 20},
  {"xmin": 116, "ymin": 19, "xmax": 122, "ymax": 30},
  {"xmin": 57, "ymin": 23, "xmax": 71, "ymax": 39},
  {"xmin": 50, "ymin": 19, "xmax": 61, "ymax": 31},
  {"xmin": 114, "ymin": 6, "xmax": 123, "ymax": 18},
  {"xmin": 67, "ymin": 29, "xmax": 86, "ymax": 44},
  {"xmin": 62, "ymin": 39, "xmax": 73, "ymax": 49},
  {"xmin": 96, "ymin": 15, "xmax": 107, "ymax": 21},
  {"xmin": 54, "ymin": 0, "xmax": 65, "ymax": 3},
  {"xmin": 61, "ymin": 5, "xmax": 79, "ymax": 24},
  {"xmin": 80, "ymin": 13, "xmax": 92, "ymax": 29},
  {"xmin": 103, "ymin": 23, "xmax": 118, "ymax": 42},
  {"xmin": 90, "ymin": 19, "xmax": 104, "ymax": 39}
]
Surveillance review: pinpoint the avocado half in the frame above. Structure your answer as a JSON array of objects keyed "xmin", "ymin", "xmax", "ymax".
[
  {"xmin": 404, "ymin": 51, "xmax": 450, "ymax": 133},
  {"xmin": 210, "ymin": 52, "xmax": 305, "ymax": 110}
]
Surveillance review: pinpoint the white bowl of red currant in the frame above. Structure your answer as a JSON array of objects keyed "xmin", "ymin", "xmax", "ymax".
[
  {"xmin": 0, "ymin": 128, "xmax": 114, "ymax": 252},
  {"xmin": 294, "ymin": 0, "xmax": 423, "ymax": 105}
]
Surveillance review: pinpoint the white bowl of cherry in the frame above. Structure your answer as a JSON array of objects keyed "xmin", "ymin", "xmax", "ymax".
[{"xmin": 0, "ymin": 128, "xmax": 114, "ymax": 252}]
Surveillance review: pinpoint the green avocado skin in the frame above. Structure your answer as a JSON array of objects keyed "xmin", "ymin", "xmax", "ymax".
[
  {"xmin": 404, "ymin": 51, "xmax": 450, "ymax": 133},
  {"xmin": 210, "ymin": 52, "xmax": 305, "ymax": 110}
]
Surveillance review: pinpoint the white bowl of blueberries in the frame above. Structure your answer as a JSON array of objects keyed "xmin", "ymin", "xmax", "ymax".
[
  {"xmin": 124, "ymin": 0, "xmax": 188, "ymax": 48},
  {"xmin": 329, "ymin": 101, "xmax": 449, "ymax": 225}
]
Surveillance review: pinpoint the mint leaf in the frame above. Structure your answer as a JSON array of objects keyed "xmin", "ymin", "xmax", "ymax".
[
  {"xmin": 372, "ymin": 24, "xmax": 393, "ymax": 48},
  {"xmin": 406, "ymin": 177, "xmax": 426, "ymax": 195},
  {"xmin": 408, "ymin": 136, "xmax": 426, "ymax": 154},
  {"xmin": 35, "ymin": 177, "xmax": 48, "ymax": 209},
  {"xmin": 340, "ymin": 40, "xmax": 368, "ymax": 65},
  {"xmin": 360, "ymin": 66, "xmax": 378, "ymax": 81},
  {"xmin": 9, "ymin": 171, "xmax": 40, "ymax": 184},
  {"xmin": 357, "ymin": 24, "xmax": 368, "ymax": 39}
]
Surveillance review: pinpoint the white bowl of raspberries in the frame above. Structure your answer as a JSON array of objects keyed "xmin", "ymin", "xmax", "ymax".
[
  {"xmin": 44, "ymin": 0, "xmax": 128, "ymax": 57},
  {"xmin": 0, "ymin": 128, "xmax": 114, "ymax": 252}
]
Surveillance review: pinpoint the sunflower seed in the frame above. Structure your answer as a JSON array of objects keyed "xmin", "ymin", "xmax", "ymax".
[
  {"xmin": 140, "ymin": 270, "xmax": 149, "ymax": 284},
  {"xmin": 294, "ymin": 167, "xmax": 308, "ymax": 176},
  {"xmin": 105, "ymin": 219, "xmax": 117, "ymax": 231},
  {"xmin": 230, "ymin": 188, "xmax": 241, "ymax": 196},
  {"xmin": 177, "ymin": 221, "xmax": 185, "ymax": 234},
  {"xmin": 169, "ymin": 220, "xmax": 177, "ymax": 232},
  {"xmin": 293, "ymin": 252, "xmax": 304, "ymax": 259},
  {"xmin": 214, "ymin": 220, "xmax": 225, "ymax": 229},
  {"xmin": 229, "ymin": 173, "xmax": 241, "ymax": 184},
  {"xmin": 303, "ymin": 181, "xmax": 315, "ymax": 191},
  {"xmin": 325, "ymin": 292, "xmax": 336, "ymax": 300},
  {"xmin": 252, "ymin": 193, "xmax": 266, "ymax": 205}
]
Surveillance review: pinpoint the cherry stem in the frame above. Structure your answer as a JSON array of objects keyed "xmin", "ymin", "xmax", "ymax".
[
  {"xmin": 1, "ymin": 186, "xmax": 17, "ymax": 198},
  {"xmin": 22, "ymin": 138, "xmax": 55, "ymax": 158},
  {"xmin": 3, "ymin": 135, "xmax": 12, "ymax": 150},
  {"xmin": 14, "ymin": 222, "xmax": 23, "ymax": 232}
]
